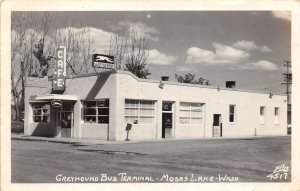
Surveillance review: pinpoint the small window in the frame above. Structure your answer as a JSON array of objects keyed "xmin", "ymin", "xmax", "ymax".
[
  {"xmin": 274, "ymin": 107, "xmax": 280, "ymax": 124},
  {"xmin": 162, "ymin": 102, "xmax": 172, "ymax": 111},
  {"xmin": 260, "ymin": 106, "xmax": 266, "ymax": 124},
  {"xmin": 274, "ymin": 107, "xmax": 279, "ymax": 116},
  {"xmin": 229, "ymin": 105, "xmax": 236, "ymax": 123},
  {"xmin": 82, "ymin": 99, "xmax": 109, "ymax": 124},
  {"xmin": 31, "ymin": 102, "xmax": 50, "ymax": 123}
]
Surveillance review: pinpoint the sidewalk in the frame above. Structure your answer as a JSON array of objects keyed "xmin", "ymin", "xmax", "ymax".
[
  {"xmin": 11, "ymin": 133, "xmax": 289, "ymax": 146},
  {"xmin": 11, "ymin": 133, "xmax": 119, "ymax": 145}
]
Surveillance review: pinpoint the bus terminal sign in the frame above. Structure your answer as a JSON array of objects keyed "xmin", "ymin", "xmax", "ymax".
[
  {"xmin": 92, "ymin": 54, "xmax": 115, "ymax": 69},
  {"xmin": 53, "ymin": 46, "xmax": 66, "ymax": 91}
]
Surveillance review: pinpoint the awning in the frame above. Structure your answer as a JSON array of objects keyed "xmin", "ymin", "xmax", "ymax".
[{"xmin": 33, "ymin": 94, "xmax": 78, "ymax": 101}]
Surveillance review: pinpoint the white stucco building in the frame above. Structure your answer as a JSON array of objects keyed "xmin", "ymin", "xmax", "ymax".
[{"xmin": 24, "ymin": 70, "xmax": 287, "ymax": 141}]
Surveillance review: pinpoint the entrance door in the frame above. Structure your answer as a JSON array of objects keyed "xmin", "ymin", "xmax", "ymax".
[
  {"xmin": 59, "ymin": 111, "xmax": 73, "ymax": 137},
  {"xmin": 57, "ymin": 102, "xmax": 74, "ymax": 138},
  {"xmin": 213, "ymin": 114, "xmax": 222, "ymax": 137},
  {"xmin": 162, "ymin": 113, "xmax": 173, "ymax": 138}
]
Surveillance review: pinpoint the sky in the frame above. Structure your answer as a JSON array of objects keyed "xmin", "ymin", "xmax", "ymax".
[{"xmin": 12, "ymin": 11, "xmax": 291, "ymax": 94}]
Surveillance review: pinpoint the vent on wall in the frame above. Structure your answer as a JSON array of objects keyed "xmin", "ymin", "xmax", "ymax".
[
  {"xmin": 226, "ymin": 81, "xmax": 236, "ymax": 88},
  {"xmin": 161, "ymin": 76, "xmax": 169, "ymax": 81}
]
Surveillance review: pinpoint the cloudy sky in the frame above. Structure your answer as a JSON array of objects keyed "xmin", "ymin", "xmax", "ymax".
[{"xmin": 13, "ymin": 11, "xmax": 291, "ymax": 94}]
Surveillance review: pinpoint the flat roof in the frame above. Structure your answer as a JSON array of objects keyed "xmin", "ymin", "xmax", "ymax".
[{"xmin": 64, "ymin": 70, "xmax": 285, "ymax": 96}]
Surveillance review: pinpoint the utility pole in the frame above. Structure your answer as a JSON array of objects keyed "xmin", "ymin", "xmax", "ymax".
[{"xmin": 282, "ymin": 60, "xmax": 292, "ymax": 131}]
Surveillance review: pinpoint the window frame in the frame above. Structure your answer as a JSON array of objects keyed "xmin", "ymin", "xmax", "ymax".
[
  {"xmin": 31, "ymin": 102, "xmax": 51, "ymax": 123},
  {"xmin": 274, "ymin": 107, "xmax": 280, "ymax": 124},
  {"xmin": 260, "ymin": 106, "xmax": 266, "ymax": 125},
  {"xmin": 179, "ymin": 102, "xmax": 204, "ymax": 125},
  {"xmin": 124, "ymin": 99, "xmax": 156, "ymax": 125},
  {"xmin": 229, "ymin": 104, "xmax": 236, "ymax": 123},
  {"xmin": 82, "ymin": 99, "xmax": 109, "ymax": 124}
]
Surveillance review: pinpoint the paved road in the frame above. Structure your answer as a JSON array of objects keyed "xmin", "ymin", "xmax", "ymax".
[{"xmin": 11, "ymin": 136, "xmax": 291, "ymax": 183}]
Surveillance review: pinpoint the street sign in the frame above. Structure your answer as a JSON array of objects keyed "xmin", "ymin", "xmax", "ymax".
[
  {"xmin": 51, "ymin": 100, "xmax": 63, "ymax": 107},
  {"xmin": 92, "ymin": 54, "xmax": 115, "ymax": 69},
  {"xmin": 53, "ymin": 46, "xmax": 66, "ymax": 91}
]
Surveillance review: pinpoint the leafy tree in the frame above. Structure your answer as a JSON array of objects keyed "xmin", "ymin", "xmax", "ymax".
[{"xmin": 175, "ymin": 73, "xmax": 210, "ymax": 86}]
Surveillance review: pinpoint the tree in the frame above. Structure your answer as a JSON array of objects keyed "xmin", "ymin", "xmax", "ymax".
[
  {"xmin": 52, "ymin": 26, "xmax": 95, "ymax": 75},
  {"xmin": 31, "ymin": 12, "xmax": 53, "ymax": 77},
  {"xmin": 108, "ymin": 26, "xmax": 151, "ymax": 79},
  {"xmin": 11, "ymin": 12, "xmax": 95, "ymax": 121},
  {"xmin": 11, "ymin": 12, "xmax": 41, "ymax": 121},
  {"xmin": 175, "ymin": 73, "xmax": 210, "ymax": 86}
]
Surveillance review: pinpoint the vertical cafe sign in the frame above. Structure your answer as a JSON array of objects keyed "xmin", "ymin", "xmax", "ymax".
[{"xmin": 53, "ymin": 46, "xmax": 66, "ymax": 91}]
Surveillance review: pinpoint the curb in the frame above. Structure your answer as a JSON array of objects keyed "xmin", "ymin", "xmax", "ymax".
[
  {"xmin": 11, "ymin": 134, "xmax": 290, "ymax": 146},
  {"xmin": 11, "ymin": 136, "xmax": 83, "ymax": 145}
]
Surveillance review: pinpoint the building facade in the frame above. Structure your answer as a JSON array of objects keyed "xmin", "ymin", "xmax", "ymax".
[{"xmin": 24, "ymin": 70, "xmax": 287, "ymax": 141}]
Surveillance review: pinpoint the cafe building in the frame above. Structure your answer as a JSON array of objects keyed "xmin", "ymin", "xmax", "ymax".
[
  {"xmin": 23, "ymin": 50, "xmax": 288, "ymax": 141},
  {"xmin": 24, "ymin": 69, "xmax": 287, "ymax": 141}
]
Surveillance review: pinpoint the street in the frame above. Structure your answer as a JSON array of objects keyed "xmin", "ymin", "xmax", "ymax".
[{"xmin": 11, "ymin": 136, "xmax": 291, "ymax": 183}]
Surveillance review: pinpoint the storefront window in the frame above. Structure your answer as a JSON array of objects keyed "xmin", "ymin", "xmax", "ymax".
[
  {"xmin": 125, "ymin": 99, "xmax": 155, "ymax": 124},
  {"xmin": 83, "ymin": 99, "xmax": 109, "ymax": 124},
  {"xmin": 179, "ymin": 102, "xmax": 203, "ymax": 124},
  {"xmin": 31, "ymin": 102, "xmax": 50, "ymax": 123}
]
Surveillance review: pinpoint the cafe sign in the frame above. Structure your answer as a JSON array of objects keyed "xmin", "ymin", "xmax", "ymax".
[{"xmin": 53, "ymin": 46, "xmax": 66, "ymax": 91}]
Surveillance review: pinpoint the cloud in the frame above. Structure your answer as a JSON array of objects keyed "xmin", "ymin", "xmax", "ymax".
[
  {"xmin": 251, "ymin": 60, "xmax": 279, "ymax": 70},
  {"xmin": 111, "ymin": 21, "xmax": 160, "ymax": 41},
  {"xmin": 56, "ymin": 27, "xmax": 114, "ymax": 53},
  {"xmin": 186, "ymin": 43, "xmax": 249, "ymax": 65},
  {"xmin": 233, "ymin": 40, "xmax": 272, "ymax": 52},
  {"xmin": 272, "ymin": 11, "xmax": 291, "ymax": 22},
  {"xmin": 87, "ymin": 27, "xmax": 114, "ymax": 52},
  {"xmin": 148, "ymin": 49, "xmax": 177, "ymax": 65},
  {"xmin": 232, "ymin": 60, "xmax": 279, "ymax": 71}
]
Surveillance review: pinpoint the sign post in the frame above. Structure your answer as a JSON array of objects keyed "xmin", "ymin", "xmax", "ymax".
[
  {"xmin": 53, "ymin": 46, "xmax": 66, "ymax": 92},
  {"xmin": 92, "ymin": 54, "xmax": 115, "ymax": 69},
  {"xmin": 125, "ymin": 123, "xmax": 132, "ymax": 141}
]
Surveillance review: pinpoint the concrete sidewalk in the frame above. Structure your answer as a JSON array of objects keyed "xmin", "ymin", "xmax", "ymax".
[
  {"xmin": 11, "ymin": 133, "xmax": 289, "ymax": 146},
  {"xmin": 11, "ymin": 134, "xmax": 119, "ymax": 145}
]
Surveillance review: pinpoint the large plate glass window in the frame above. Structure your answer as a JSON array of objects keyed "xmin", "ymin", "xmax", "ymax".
[
  {"xmin": 179, "ymin": 102, "xmax": 204, "ymax": 124},
  {"xmin": 125, "ymin": 99, "xmax": 155, "ymax": 124},
  {"xmin": 83, "ymin": 99, "xmax": 109, "ymax": 124},
  {"xmin": 31, "ymin": 102, "xmax": 50, "ymax": 122}
]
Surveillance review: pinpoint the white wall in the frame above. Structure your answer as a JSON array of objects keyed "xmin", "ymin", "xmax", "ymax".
[
  {"xmin": 24, "ymin": 73, "xmax": 117, "ymax": 140},
  {"xmin": 115, "ymin": 72, "xmax": 287, "ymax": 141},
  {"xmin": 24, "ymin": 72, "xmax": 287, "ymax": 141},
  {"xmin": 77, "ymin": 73, "xmax": 117, "ymax": 140}
]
